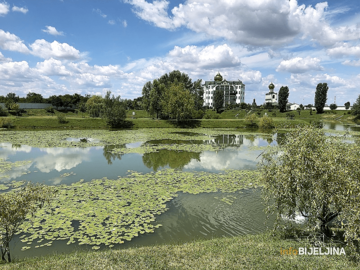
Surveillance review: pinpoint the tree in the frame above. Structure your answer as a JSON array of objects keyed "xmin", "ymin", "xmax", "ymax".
[
  {"xmin": 48, "ymin": 95, "xmax": 63, "ymax": 109},
  {"xmin": 26, "ymin": 92, "xmax": 43, "ymax": 103},
  {"xmin": 0, "ymin": 183, "xmax": 53, "ymax": 262},
  {"xmin": 5, "ymin": 93, "xmax": 19, "ymax": 103},
  {"xmin": 251, "ymin": 99, "xmax": 257, "ymax": 110},
  {"xmin": 213, "ymin": 89, "xmax": 224, "ymax": 113},
  {"xmin": 85, "ymin": 95, "xmax": 103, "ymax": 117},
  {"xmin": 278, "ymin": 86, "xmax": 289, "ymax": 112},
  {"xmin": 352, "ymin": 95, "xmax": 360, "ymax": 119},
  {"xmin": 314, "ymin": 83, "xmax": 328, "ymax": 114},
  {"xmin": 149, "ymin": 79, "xmax": 165, "ymax": 118},
  {"xmin": 344, "ymin": 101, "xmax": 350, "ymax": 110},
  {"xmin": 10, "ymin": 103, "xmax": 20, "ymax": 116},
  {"xmin": 299, "ymin": 104, "xmax": 304, "ymax": 110},
  {"xmin": 158, "ymin": 70, "xmax": 193, "ymax": 90},
  {"xmin": 102, "ymin": 91, "xmax": 127, "ymax": 128},
  {"xmin": 162, "ymin": 83, "xmax": 195, "ymax": 121},
  {"xmin": 330, "ymin": 103, "xmax": 337, "ymax": 110},
  {"xmin": 142, "ymin": 81, "xmax": 152, "ymax": 113},
  {"xmin": 258, "ymin": 125, "xmax": 360, "ymax": 241},
  {"xmin": 60, "ymin": 94, "xmax": 74, "ymax": 111}
]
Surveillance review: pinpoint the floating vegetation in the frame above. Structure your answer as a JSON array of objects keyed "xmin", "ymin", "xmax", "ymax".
[
  {"xmin": 60, "ymin": 172, "xmax": 77, "ymax": 178},
  {"xmin": 0, "ymin": 129, "xmax": 274, "ymax": 149},
  {"xmin": 0, "ymin": 159, "xmax": 32, "ymax": 181},
  {"xmin": 110, "ymin": 143, "xmax": 222, "ymax": 155},
  {"xmin": 214, "ymin": 194, "xmax": 238, "ymax": 205},
  {"xmin": 0, "ymin": 184, "xmax": 9, "ymax": 190},
  {"xmin": 17, "ymin": 169, "xmax": 261, "ymax": 250}
]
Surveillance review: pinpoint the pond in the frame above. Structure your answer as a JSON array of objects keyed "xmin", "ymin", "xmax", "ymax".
[{"xmin": 0, "ymin": 124, "xmax": 358, "ymax": 260}]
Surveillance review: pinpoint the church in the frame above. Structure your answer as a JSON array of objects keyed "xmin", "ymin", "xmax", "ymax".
[
  {"xmin": 202, "ymin": 73, "xmax": 245, "ymax": 107},
  {"xmin": 265, "ymin": 82, "xmax": 278, "ymax": 106}
]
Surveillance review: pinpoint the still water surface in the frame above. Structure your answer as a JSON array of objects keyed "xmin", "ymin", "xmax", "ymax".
[{"xmin": 0, "ymin": 123, "xmax": 358, "ymax": 259}]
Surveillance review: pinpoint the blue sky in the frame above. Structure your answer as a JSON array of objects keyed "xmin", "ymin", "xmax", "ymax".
[{"xmin": 0, "ymin": 0, "xmax": 360, "ymax": 106}]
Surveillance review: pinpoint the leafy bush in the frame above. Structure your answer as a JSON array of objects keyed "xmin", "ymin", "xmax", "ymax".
[
  {"xmin": 57, "ymin": 113, "xmax": 67, "ymax": 124},
  {"xmin": 330, "ymin": 103, "xmax": 337, "ymax": 110},
  {"xmin": 192, "ymin": 109, "xmax": 205, "ymax": 119},
  {"xmin": 245, "ymin": 113, "xmax": 258, "ymax": 127},
  {"xmin": 212, "ymin": 114, "xmax": 220, "ymax": 119},
  {"xmin": 258, "ymin": 115, "xmax": 275, "ymax": 129},
  {"xmin": 271, "ymin": 112, "xmax": 276, "ymax": 117},
  {"xmin": 0, "ymin": 106, "xmax": 7, "ymax": 116},
  {"xmin": 203, "ymin": 114, "xmax": 211, "ymax": 119},
  {"xmin": 45, "ymin": 106, "xmax": 54, "ymax": 113},
  {"xmin": 286, "ymin": 112, "xmax": 295, "ymax": 120},
  {"xmin": 0, "ymin": 118, "xmax": 13, "ymax": 128},
  {"xmin": 103, "ymin": 91, "xmax": 126, "ymax": 128}
]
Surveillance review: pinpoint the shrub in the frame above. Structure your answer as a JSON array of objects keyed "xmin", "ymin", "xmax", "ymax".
[
  {"xmin": 192, "ymin": 109, "xmax": 205, "ymax": 119},
  {"xmin": 245, "ymin": 113, "xmax": 258, "ymax": 127},
  {"xmin": 0, "ymin": 106, "xmax": 7, "ymax": 116},
  {"xmin": 286, "ymin": 112, "xmax": 295, "ymax": 120},
  {"xmin": 203, "ymin": 114, "xmax": 212, "ymax": 119},
  {"xmin": 271, "ymin": 112, "xmax": 276, "ymax": 117},
  {"xmin": 45, "ymin": 106, "xmax": 55, "ymax": 113},
  {"xmin": 259, "ymin": 115, "xmax": 275, "ymax": 129},
  {"xmin": 212, "ymin": 114, "xmax": 220, "ymax": 119},
  {"xmin": 0, "ymin": 118, "xmax": 14, "ymax": 128},
  {"xmin": 57, "ymin": 113, "xmax": 67, "ymax": 123}
]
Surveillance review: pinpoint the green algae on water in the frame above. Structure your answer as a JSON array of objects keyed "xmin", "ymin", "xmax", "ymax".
[{"xmin": 18, "ymin": 169, "xmax": 261, "ymax": 250}]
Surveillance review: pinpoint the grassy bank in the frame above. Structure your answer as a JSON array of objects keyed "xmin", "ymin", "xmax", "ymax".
[
  {"xmin": 1, "ymin": 232, "xmax": 357, "ymax": 269},
  {"xmin": 0, "ymin": 109, "xmax": 357, "ymax": 130}
]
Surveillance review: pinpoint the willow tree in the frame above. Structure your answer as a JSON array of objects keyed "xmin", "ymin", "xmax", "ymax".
[
  {"xmin": 258, "ymin": 126, "xmax": 360, "ymax": 245},
  {"xmin": 0, "ymin": 183, "xmax": 54, "ymax": 262}
]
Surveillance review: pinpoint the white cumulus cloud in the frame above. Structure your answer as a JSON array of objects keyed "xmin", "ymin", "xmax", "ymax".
[
  {"xmin": 277, "ymin": 57, "xmax": 323, "ymax": 73},
  {"xmin": 36, "ymin": 58, "xmax": 72, "ymax": 76},
  {"xmin": 12, "ymin": 5, "xmax": 28, "ymax": 14},
  {"xmin": 168, "ymin": 44, "xmax": 241, "ymax": 70},
  {"xmin": 0, "ymin": 2, "xmax": 9, "ymax": 16},
  {"xmin": 125, "ymin": 0, "xmax": 360, "ymax": 48},
  {"xmin": 0, "ymin": 29, "xmax": 30, "ymax": 53},
  {"xmin": 42, "ymin": 26, "xmax": 64, "ymax": 36},
  {"xmin": 30, "ymin": 40, "xmax": 81, "ymax": 60},
  {"xmin": 327, "ymin": 43, "xmax": 360, "ymax": 58}
]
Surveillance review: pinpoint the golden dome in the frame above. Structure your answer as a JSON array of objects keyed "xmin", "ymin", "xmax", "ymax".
[{"xmin": 214, "ymin": 72, "xmax": 223, "ymax": 82}]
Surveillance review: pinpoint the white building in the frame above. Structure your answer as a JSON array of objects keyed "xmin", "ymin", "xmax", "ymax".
[
  {"xmin": 265, "ymin": 83, "xmax": 278, "ymax": 106},
  {"xmin": 286, "ymin": 103, "xmax": 300, "ymax": 110},
  {"xmin": 203, "ymin": 73, "xmax": 245, "ymax": 107}
]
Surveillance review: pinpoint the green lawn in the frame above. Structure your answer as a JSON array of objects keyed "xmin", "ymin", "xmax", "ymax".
[
  {"xmin": 0, "ymin": 232, "xmax": 357, "ymax": 270},
  {"xmin": 0, "ymin": 109, "xmax": 357, "ymax": 130}
]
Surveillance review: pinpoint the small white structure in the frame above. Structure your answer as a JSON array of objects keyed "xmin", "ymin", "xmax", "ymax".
[
  {"xmin": 287, "ymin": 103, "xmax": 300, "ymax": 111},
  {"xmin": 265, "ymin": 83, "xmax": 278, "ymax": 106}
]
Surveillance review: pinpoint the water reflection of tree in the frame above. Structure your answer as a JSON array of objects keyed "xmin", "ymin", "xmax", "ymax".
[
  {"xmin": 103, "ymin": 145, "xmax": 125, "ymax": 165},
  {"xmin": 204, "ymin": 134, "xmax": 244, "ymax": 148},
  {"xmin": 146, "ymin": 139, "xmax": 203, "ymax": 145},
  {"xmin": 276, "ymin": 133, "xmax": 287, "ymax": 146},
  {"xmin": 142, "ymin": 150, "xmax": 201, "ymax": 171}
]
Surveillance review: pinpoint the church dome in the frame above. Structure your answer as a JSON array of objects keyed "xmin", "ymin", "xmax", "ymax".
[
  {"xmin": 214, "ymin": 72, "xmax": 223, "ymax": 82},
  {"xmin": 268, "ymin": 82, "xmax": 275, "ymax": 90}
]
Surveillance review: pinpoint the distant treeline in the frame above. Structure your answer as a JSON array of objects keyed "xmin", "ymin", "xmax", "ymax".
[{"xmin": 0, "ymin": 92, "xmax": 143, "ymax": 110}]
